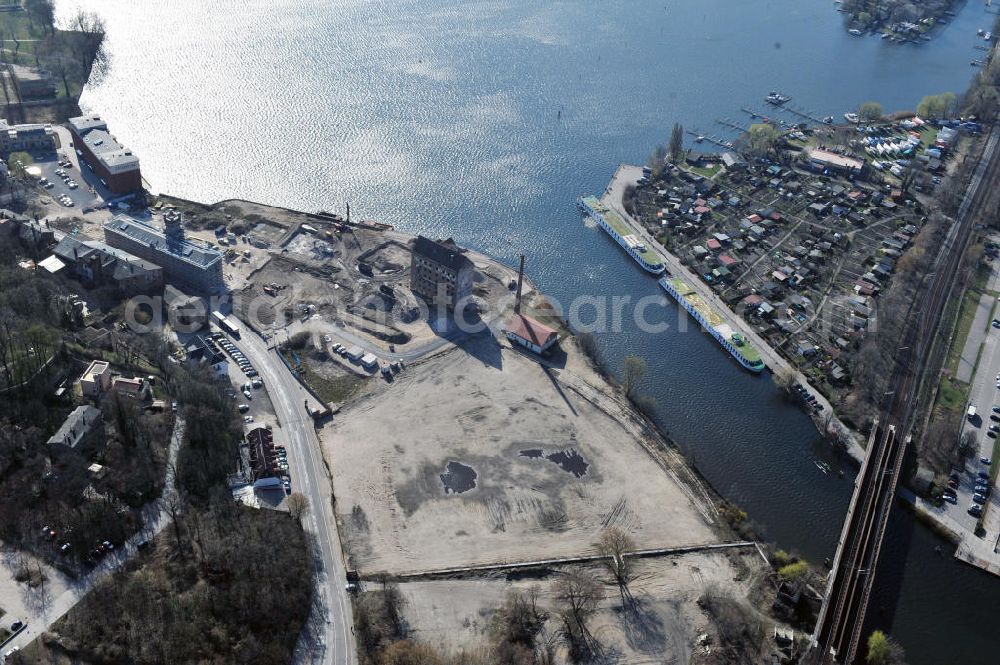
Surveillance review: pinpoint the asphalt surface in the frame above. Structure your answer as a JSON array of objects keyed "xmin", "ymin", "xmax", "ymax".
[
  {"xmin": 224, "ymin": 324, "xmax": 356, "ymax": 665},
  {"xmin": 2, "ymin": 418, "xmax": 183, "ymax": 657}
]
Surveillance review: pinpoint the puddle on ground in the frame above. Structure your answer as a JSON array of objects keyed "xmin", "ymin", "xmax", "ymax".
[
  {"xmin": 519, "ymin": 447, "xmax": 589, "ymax": 478},
  {"xmin": 440, "ymin": 461, "xmax": 478, "ymax": 494}
]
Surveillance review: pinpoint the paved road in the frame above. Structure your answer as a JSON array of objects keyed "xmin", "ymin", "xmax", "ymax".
[
  {"xmin": 225, "ymin": 325, "xmax": 356, "ymax": 665},
  {"xmin": 2, "ymin": 418, "xmax": 183, "ymax": 656}
]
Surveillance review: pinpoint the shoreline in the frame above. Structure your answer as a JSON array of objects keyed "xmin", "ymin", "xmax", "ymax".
[
  {"xmin": 153, "ymin": 193, "xmax": 735, "ymax": 541},
  {"xmin": 598, "ymin": 163, "xmax": 866, "ymax": 463}
]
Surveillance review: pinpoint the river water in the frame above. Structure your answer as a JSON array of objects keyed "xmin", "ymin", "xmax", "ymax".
[{"xmin": 60, "ymin": 0, "xmax": 1000, "ymax": 659}]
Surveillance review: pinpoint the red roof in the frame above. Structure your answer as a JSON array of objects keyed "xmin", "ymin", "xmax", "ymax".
[
  {"xmin": 743, "ymin": 294, "xmax": 764, "ymax": 306},
  {"xmin": 694, "ymin": 206, "xmax": 711, "ymax": 215},
  {"xmin": 748, "ymin": 214, "xmax": 763, "ymax": 223},
  {"xmin": 706, "ymin": 238, "xmax": 722, "ymax": 250},
  {"xmin": 503, "ymin": 314, "xmax": 558, "ymax": 347},
  {"xmin": 719, "ymin": 253, "xmax": 738, "ymax": 267}
]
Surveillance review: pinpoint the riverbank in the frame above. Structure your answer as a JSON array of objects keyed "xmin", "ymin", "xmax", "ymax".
[{"xmin": 599, "ymin": 164, "xmax": 866, "ymax": 463}]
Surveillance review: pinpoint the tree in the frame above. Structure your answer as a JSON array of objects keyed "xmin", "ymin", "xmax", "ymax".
[
  {"xmin": 867, "ymin": 630, "xmax": 891, "ymax": 665},
  {"xmin": 596, "ymin": 527, "xmax": 634, "ymax": 596},
  {"xmin": 68, "ymin": 9, "xmax": 107, "ymax": 74},
  {"xmin": 621, "ymin": 354, "xmax": 646, "ymax": 398},
  {"xmin": 859, "ymin": 101, "xmax": 883, "ymax": 123},
  {"xmin": 554, "ymin": 571, "xmax": 603, "ymax": 663},
  {"xmin": 745, "ymin": 123, "xmax": 781, "ymax": 157},
  {"xmin": 669, "ymin": 122, "xmax": 684, "ymax": 161},
  {"xmin": 286, "ymin": 492, "xmax": 310, "ymax": 523},
  {"xmin": 917, "ymin": 92, "xmax": 956, "ymax": 120},
  {"xmin": 7, "ymin": 151, "xmax": 32, "ymax": 177},
  {"xmin": 24, "ymin": 0, "xmax": 56, "ymax": 36}
]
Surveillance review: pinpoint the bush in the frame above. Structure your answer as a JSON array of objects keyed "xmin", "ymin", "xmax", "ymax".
[{"xmin": 777, "ymin": 561, "xmax": 808, "ymax": 581}]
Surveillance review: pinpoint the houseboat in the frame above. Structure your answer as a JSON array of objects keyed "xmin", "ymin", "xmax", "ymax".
[
  {"xmin": 578, "ymin": 195, "xmax": 665, "ymax": 275},
  {"xmin": 766, "ymin": 91, "xmax": 791, "ymax": 105},
  {"xmin": 658, "ymin": 277, "xmax": 766, "ymax": 373}
]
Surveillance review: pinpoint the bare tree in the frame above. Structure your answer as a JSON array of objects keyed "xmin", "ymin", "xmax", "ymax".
[
  {"xmin": 622, "ymin": 354, "xmax": 647, "ymax": 398},
  {"xmin": 596, "ymin": 527, "xmax": 635, "ymax": 600},
  {"xmin": 286, "ymin": 492, "xmax": 310, "ymax": 523},
  {"xmin": 553, "ymin": 571, "xmax": 603, "ymax": 662}
]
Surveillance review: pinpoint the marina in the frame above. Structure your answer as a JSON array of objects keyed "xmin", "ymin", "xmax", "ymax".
[
  {"xmin": 577, "ymin": 195, "xmax": 665, "ymax": 274},
  {"xmin": 658, "ymin": 276, "xmax": 766, "ymax": 373},
  {"xmin": 74, "ymin": 0, "xmax": 1000, "ymax": 660}
]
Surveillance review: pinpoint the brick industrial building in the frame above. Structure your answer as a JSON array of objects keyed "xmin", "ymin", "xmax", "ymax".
[
  {"xmin": 409, "ymin": 235, "xmax": 474, "ymax": 309},
  {"xmin": 67, "ymin": 115, "xmax": 142, "ymax": 194},
  {"xmin": 103, "ymin": 210, "xmax": 225, "ymax": 296}
]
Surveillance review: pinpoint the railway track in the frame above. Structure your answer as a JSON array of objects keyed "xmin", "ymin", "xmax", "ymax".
[{"xmin": 812, "ymin": 126, "xmax": 1000, "ymax": 664}]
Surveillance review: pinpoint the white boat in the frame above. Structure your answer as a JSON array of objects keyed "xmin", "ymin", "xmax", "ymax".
[
  {"xmin": 578, "ymin": 196, "xmax": 665, "ymax": 275},
  {"xmin": 844, "ymin": 112, "xmax": 860, "ymax": 124},
  {"xmin": 849, "ymin": 28, "xmax": 863, "ymax": 36}
]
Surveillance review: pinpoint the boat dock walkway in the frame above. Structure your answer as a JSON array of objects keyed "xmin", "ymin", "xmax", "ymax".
[
  {"xmin": 685, "ymin": 129, "xmax": 733, "ymax": 150},
  {"xmin": 599, "ymin": 165, "xmax": 864, "ymax": 459},
  {"xmin": 779, "ymin": 105, "xmax": 828, "ymax": 125}
]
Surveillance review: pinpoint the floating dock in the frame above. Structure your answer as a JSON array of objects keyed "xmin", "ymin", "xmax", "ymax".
[
  {"xmin": 659, "ymin": 277, "xmax": 765, "ymax": 373},
  {"xmin": 578, "ymin": 195, "xmax": 665, "ymax": 274}
]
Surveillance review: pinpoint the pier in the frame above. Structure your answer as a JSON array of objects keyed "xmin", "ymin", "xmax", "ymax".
[
  {"xmin": 779, "ymin": 105, "xmax": 830, "ymax": 126},
  {"xmin": 715, "ymin": 117, "xmax": 748, "ymax": 133},
  {"xmin": 685, "ymin": 129, "xmax": 733, "ymax": 149}
]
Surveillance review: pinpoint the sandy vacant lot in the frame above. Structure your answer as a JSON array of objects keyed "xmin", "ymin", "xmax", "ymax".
[
  {"xmin": 323, "ymin": 333, "xmax": 719, "ymax": 575},
  {"xmin": 396, "ymin": 552, "xmax": 764, "ymax": 664}
]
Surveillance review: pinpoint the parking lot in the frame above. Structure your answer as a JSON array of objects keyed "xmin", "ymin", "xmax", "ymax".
[
  {"xmin": 952, "ymin": 252, "xmax": 1000, "ymax": 534},
  {"xmin": 209, "ymin": 331, "xmax": 294, "ymax": 498}
]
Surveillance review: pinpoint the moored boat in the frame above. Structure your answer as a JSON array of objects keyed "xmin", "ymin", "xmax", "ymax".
[
  {"xmin": 658, "ymin": 276, "xmax": 765, "ymax": 373},
  {"xmin": 578, "ymin": 195, "xmax": 665, "ymax": 275}
]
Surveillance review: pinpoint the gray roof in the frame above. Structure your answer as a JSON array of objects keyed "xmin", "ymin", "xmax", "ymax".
[
  {"xmin": 68, "ymin": 115, "xmax": 109, "ymax": 134},
  {"xmin": 412, "ymin": 236, "xmax": 473, "ymax": 273},
  {"xmin": 105, "ymin": 215, "xmax": 223, "ymax": 269},
  {"xmin": 78, "ymin": 127, "xmax": 138, "ymax": 168},
  {"xmin": 47, "ymin": 406, "xmax": 102, "ymax": 449},
  {"xmin": 54, "ymin": 235, "xmax": 160, "ymax": 275}
]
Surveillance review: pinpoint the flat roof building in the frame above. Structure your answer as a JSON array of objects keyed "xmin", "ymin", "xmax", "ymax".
[
  {"xmin": 79, "ymin": 359, "xmax": 112, "ymax": 399},
  {"xmin": 9, "ymin": 64, "xmax": 56, "ymax": 101},
  {"xmin": 67, "ymin": 114, "xmax": 141, "ymax": 194},
  {"xmin": 807, "ymin": 149, "xmax": 865, "ymax": 175},
  {"xmin": 0, "ymin": 119, "xmax": 56, "ymax": 156},
  {"xmin": 103, "ymin": 210, "xmax": 225, "ymax": 296}
]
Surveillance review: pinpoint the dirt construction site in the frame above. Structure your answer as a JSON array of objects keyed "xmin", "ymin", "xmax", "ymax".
[
  {"xmin": 322, "ymin": 330, "xmax": 723, "ymax": 576},
  {"xmin": 398, "ymin": 553, "xmax": 766, "ymax": 665}
]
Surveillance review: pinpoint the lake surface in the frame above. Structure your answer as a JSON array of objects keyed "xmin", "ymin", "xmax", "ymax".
[{"xmin": 60, "ymin": 0, "xmax": 1000, "ymax": 659}]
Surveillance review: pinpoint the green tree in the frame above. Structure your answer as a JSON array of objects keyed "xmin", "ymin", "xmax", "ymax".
[
  {"xmin": 917, "ymin": 92, "xmax": 956, "ymax": 120},
  {"xmin": 858, "ymin": 11, "xmax": 872, "ymax": 26},
  {"xmin": 7, "ymin": 151, "xmax": 32, "ymax": 177},
  {"xmin": 866, "ymin": 630, "xmax": 891, "ymax": 665},
  {"xmin": 859, "ymin": 101, "xmax": 883, "ymax": 123},
  {"xmin": 669, "ymin": 122, "xmax": 684, "ymax": 161},
  {"xmin": 746, "ymin": 123, "xmax": 781, "ymax": 157},
  {"xmin": 622, "ymin": 354, "xmax": 647, "ymax": 398}
]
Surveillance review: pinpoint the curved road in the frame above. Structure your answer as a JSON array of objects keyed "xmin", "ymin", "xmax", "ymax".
[{"xmin": 226, "ymin": 324, "xmax": 356, "ymax": 665}]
